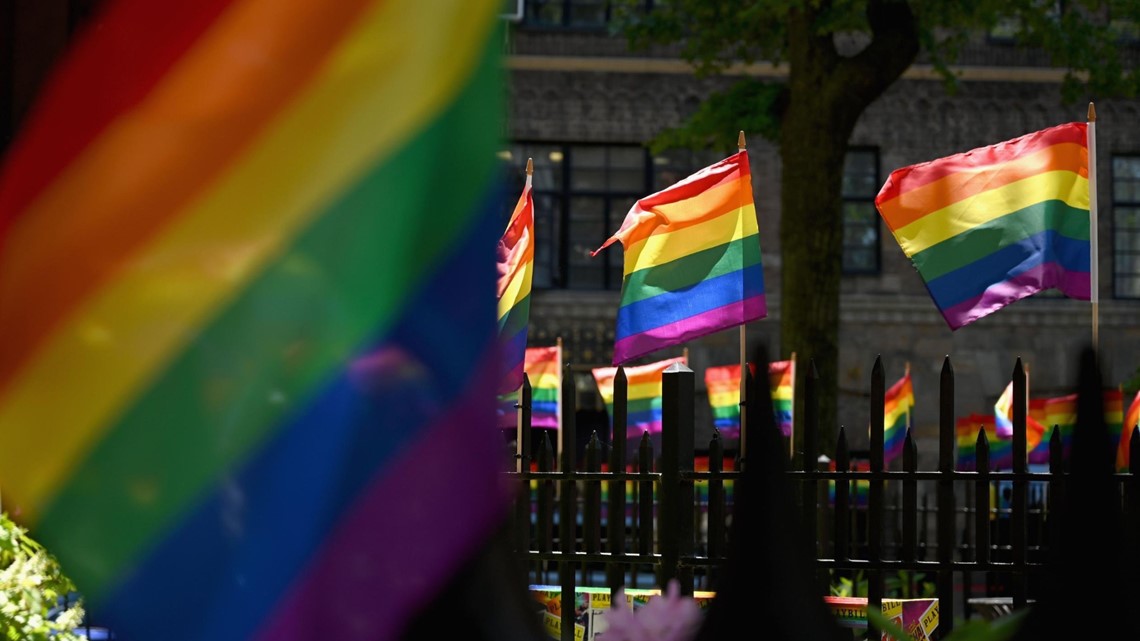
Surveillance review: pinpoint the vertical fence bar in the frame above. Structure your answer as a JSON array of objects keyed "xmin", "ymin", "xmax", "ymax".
[
  {"xmin": 803, "ymin": 359, "xmax": 820, "ymax": 564},
  {"xmin": 835, "ymin": 426, "xmax": 850, "ymax": 566},
  {"xmin": 867, "ymin": 357, "xmax": 885, "ymax": 629},
  {"xmin": 607, "ymin": 368, "xmax": 628, "ymax": 590},
  {"xmin": 902, "ymin": 432, "xmax": 917, "ymax": 566},
  {"xmin": 936, "ymin": 356, "xmax": 956, "ymax": 636},
  {"xmin": 584, "ymin": 432, "xmax": 602, "ymax": 586},
  {"xmin": 558, "ymin": 362, "xmax": 577, "ymax": 641},
  {"xmin": 659, "ymin": 362, "xmax": 695, "ymax": 593},
  {"xmin": 708, "ymin": 432, "xmax": 725, "ymax": 567},
  {"xmin": 1011, "ymin": 359, "xmax": 1028, "ymax": 609},
  {"xmin": 637, "ymin": 433, "xmax": 654, "ymax": 585},
  {"xmin": 517, "ymin": 375, "xmax": 533, "ymax": 554},
  {"xmin": 538, "ymin": 431, "xmax": 554, "ymax": 585}
]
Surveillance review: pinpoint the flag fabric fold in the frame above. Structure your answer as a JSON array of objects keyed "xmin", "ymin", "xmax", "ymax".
[
  {"xmin": 592, "ymin": 151, "xmax": 766, "ymax": 364},
  {"xmin": 883, "ymin": 368, "xmax": 915, "ymax": 463},
  {"xmin": 0, "ymin": 1, "xmax": 509, "ymax": 639},
  {"xmin": 593, "ymin": 356, "xmax": 687, "ymax": 439},
  {"xmin": 496, "ymin": 170, "xmax": 535, "ymax": 395},
  {"xmin": 875, "ymin": 122, "xmax": 1091, "ymax": 330}
]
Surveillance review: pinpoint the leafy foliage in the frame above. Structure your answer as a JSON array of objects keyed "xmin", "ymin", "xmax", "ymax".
[{"xmin": 0, "ymin": 513, "xmax": 85, "ymax": 641}]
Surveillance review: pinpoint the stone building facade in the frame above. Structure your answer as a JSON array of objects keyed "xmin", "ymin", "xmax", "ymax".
[{"xmin": 502, "ymin": 12, "xmax": 1140, "ymax": 461}]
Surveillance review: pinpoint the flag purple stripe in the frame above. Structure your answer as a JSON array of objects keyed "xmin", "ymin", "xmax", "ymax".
[
  {"xmin": 253, "ymin": 368, "xmax": 512, "ymax": 641},
  {"xmin": 613, "ymin": 295, "xmax": 766, "ymax": 365},
  {"xmin": 940, "ymin": 262, "xmax": 1090, "ymax": 329}
]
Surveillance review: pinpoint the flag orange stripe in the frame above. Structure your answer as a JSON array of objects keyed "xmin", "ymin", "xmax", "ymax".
[
  {"xmin": 614, "ymin": 173, "xmax": 753, "ymax": 249},
  {"xmin": 0, "ymin": 0, "xmax": 374, "ymax": 396},
  {"xmin": 878, "ymin": 142, "xmax": 1088, "ymax": 230}
]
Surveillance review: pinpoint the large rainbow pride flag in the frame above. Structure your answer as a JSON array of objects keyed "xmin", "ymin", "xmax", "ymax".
[
  {"xmin": 883, "ymin": 368, "xmax": 915, "ymax": 464},
  {"xmin": 592, "ymin": 151, "xmax": 766, "ymax": 364},
  {"xmin": 875, "ymin": 122, "xmax": 1091, "ymax": 330},
  {"xmin": 1027, "ymin": 389, "xmax": 1124, "ymax": 465},
  {"xmin": 496, "ymin": 162, "xmax": 535, "ymax": 395},
  {"xmin": 593, "ymin": 356, "xmax": 687, "ymax": 439},
  {"xmin": 0, "ymin": 1, "xmax": 509, "ymax": 639},
  {"xmin": 957, "ymin": 412, "xmax": 1045, "ymax": 471}
]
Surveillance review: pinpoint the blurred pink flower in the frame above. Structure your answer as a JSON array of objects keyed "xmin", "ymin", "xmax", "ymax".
[{"xmin": 596, "ymin": 579, "xmax": 704, "ymax": 641}]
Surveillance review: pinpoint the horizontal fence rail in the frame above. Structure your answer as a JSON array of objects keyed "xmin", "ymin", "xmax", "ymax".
[{"xmin": 503, "ymin": 354, "xmax": 1140, "ymax": 641}]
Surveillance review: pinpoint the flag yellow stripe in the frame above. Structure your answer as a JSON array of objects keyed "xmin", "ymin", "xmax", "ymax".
[
  {"xmin": 623, "ymin": 204, "xmax": 757, "ymax": 277},
  {"xmin": 895, "ymin": 171, "xmax": 1088, "ymax": 256}
]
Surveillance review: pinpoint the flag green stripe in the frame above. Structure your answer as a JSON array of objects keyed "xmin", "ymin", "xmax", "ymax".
[
  {"xmin": 910, "ymin": 201, "xmax": 1089, "ymax": 281},
  {"xmin": 619, "ymin": 235, "xmax": 761, "ymax": 306}
]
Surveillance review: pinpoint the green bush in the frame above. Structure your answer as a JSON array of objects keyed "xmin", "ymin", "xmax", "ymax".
[{"xmin": 0, "ymin": 513, "xmax": 85, "ymax": 641}]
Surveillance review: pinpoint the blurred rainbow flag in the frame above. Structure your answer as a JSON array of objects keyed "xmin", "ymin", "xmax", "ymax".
[
  {"xmin": 593, "ymin": 356, "xmax": 686, "ymax": 439},
  {"xmin": 705, "ymin": 360, "xmax": 794, "ymax": 439},
  {"xmin": 769, "ymin": 358, "xmax": 795, "ymax": 438},
  {"xmin": 957, "ymin": 412, "xmax": 1045, "ymax": 470},
  {"xmin": 497, "ymin": 344, "xmax": 561, "ymax": 429},
  {"xmin": 883, "ymin": 366, "xmax": 915, "ymax": 463},
  {"xmin": 496, "ymin": 161, "xmax": 535, "ymax": 395},
  {"xmin": 1119, "ymin": 390, "xmax": 1140, "ymax": 471},
  {"xmin": 0, "ymin": 1, "xmax": 509, "ymax": 639},
  {"xmin": 1028, "ymin": 389, "xmax": 1125, "ymax": 465},
  {"xmin": 827, "ymin": 459, "xmax": 869, "ymax": 507},
  {"xmin": 592, "ymin": 151, "xmax": 766, "ymax": 365}
]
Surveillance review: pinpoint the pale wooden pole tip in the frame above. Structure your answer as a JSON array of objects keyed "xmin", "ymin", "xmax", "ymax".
[
  {"xmin": 526, "ymin": 157, "xmax": 534, "ymax": 175},
  {"xmin": 737, "ymin": 130, "xmax": 746, "ymax": 150},
  {"xmin": 1088, "ymin": 102, "xmax": 1096, "ymax": 122}
]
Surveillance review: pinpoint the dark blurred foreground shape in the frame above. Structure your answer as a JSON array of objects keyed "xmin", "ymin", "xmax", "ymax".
[{"xmin": 1010, "ymin": 345, "xmax": 1140, "ymax": 641}]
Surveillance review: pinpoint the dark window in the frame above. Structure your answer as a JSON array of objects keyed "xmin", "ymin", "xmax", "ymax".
[
  {"xmin": 521, "ymin": 0, "xmax": 658, "ymax": 29},
  {"xmin": 499, "ymin": 143, "xmax": 728, "ymax": 290},
  {"xmin": 842, "ymin": 148, "xmax": 881, "ymax": 274},
  {"xmin": 1113, "ymin": 155, "xmax": 1140, "ymax": 298}
]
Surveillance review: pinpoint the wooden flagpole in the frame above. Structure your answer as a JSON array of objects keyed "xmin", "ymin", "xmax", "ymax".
[
  {"xmin": 737, "ymin": 130, "xmax": 749, "ymax": 463},
  {"xmin": 556, "ymin": 335, "xmax": 563, "ymax": 462},
  {"xmin": 789, "ymin": 351, "xmax": 797, "ymax": 459},
  {"xmin": 905, "ymin": 361, "xmax": 912, "ymax": 431},
  {"xmin": 515, "ymin": 158, "xmax": 534, "ymax": 472},
  {"xmin": 1087, "ymin": 102, "xmax": 1099, "ymax": 354}
]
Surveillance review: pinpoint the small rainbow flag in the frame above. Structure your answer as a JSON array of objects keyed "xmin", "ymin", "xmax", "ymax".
[
  {"xmin": 705, "ymin": 363, "xmax": 748, "ymax": 438},
  {"xmin": 957, "ymin": 412, "xmax": 1045, "ymax": 471},
  {"xmin": 994, "ymin": 380, "xmax": 1046, "ymax": 439},
  {"xmin": 769, "ymin": 359, "xmax": 795, "ymax": 438},
  {"xmin": 1029, "ymin": 390, "xmax": 1125, "ymax": 465},
  {"xmin": 496, "ymin": 163, "xmax": 535, "ymax": 395},
  {"xmin": 827, "ymin": 459, "xmax": 869, "ymax": 507},
  {"xmin": 883, "ymin": 367, "xmax": 915, "ymax": 463},
  {"xmin": 593, "ymin": 356, "xmax": 687, "ymax": 439},
  {"xmin": 0, "ymin": 0, "xmax": 509, "ymax": 639},
  {"xmin": 1119, "ymin": 390, "xmax": 1140, "ymax": 471},
  {"xmin": 705, "ymin": 360, "xmax": 794, "ymax": 439},
  {"xmin": 592, "ymin": 151, "xmax": 766, "ymax": 365},
  {"xmin": 497, "ymin": 345, "xmax": 561, "ymax": 429},
  {"xmin": 875, "ymin": 122, "xmax": 1091, "ymax": 330}
]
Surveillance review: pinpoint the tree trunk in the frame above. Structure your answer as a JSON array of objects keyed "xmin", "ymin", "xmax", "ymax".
[{"xmin": 778, "ymin": 1, "xmax": 919, "ymax": 455}]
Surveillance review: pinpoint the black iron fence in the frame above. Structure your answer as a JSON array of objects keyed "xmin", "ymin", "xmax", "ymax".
[{"xmin": 504, "ymin": 352, "xmax": 1140, "ymax": 640}]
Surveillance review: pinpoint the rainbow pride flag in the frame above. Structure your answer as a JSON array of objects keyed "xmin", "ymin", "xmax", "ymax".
[
  {"xmin": 875, "ymin": 122, "xmax": 1091, "ymax": 330},
  {"xmin": 497, "ymin": 345, "xmax": 561, "ymax": 429},
  {"xmin": 883, "ymin": 368, "xmax": 915, "ymax": 463},
  {"xmin": 705, "ymin": 363, "xmax": 747, "ymax": 438},
  {"xmin": 1028, "ymin": 390, "xmax": 1125, "ymax": 465},
  {"xmin": 994, "ymin": 380, "xmax": 1047, "ymax": 440},
  {"xmin": 593, "ymin": 356, "xmax": 687, "ymax": 439},
  {"xmin": 1119, "ymin": 390, "xmax": 1140, "ymax": 471},
  {"xmin": 827, "ymin": 459, "xmax": 869, "ymax": 507},
  {"xmin": 496, "ymin": 163, "xmax": 535, "ymax": 394},
  {"xmin": 957, "ymin": 413, "xmax": 1045, "ymax": 471},
  {"xmin": 592, "ymin": 151, "xmax": 766, "ymax": 364},
  {"xmin": 0, "ymin": 1, "xmax": 509, "ymax": 639},
  {"xmin": 769, "ymin": 359, "xmax": 795, "ymax": 438},
  {"xmin": 705, "ymin": 360, "xmax": 793, "ymax": 439}
]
